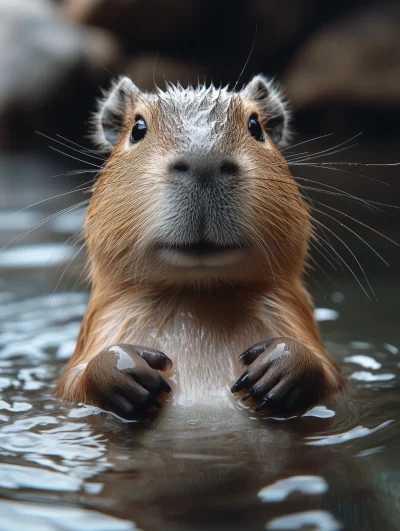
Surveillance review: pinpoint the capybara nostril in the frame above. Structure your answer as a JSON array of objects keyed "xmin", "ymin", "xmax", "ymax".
[
  {"xmin": 219, "ymin": 160, "xmax": 239, "ymax": 175},
  {"xmin": 172, "ymin": 161, "xmax": 190, "ymax": 173}
]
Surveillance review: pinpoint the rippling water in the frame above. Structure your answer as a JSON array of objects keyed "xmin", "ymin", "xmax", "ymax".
[{"xmin": 0, "ymin": 152, "xmax": 399, "ymax": 530}]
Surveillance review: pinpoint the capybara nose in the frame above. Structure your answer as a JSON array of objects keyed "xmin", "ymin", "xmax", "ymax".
[{"xmin": 170, "ymin": 155, "xmax": 239, "ymax": 184}]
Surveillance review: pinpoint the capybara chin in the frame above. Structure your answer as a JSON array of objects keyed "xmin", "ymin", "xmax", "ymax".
[{"xmin": 57, "ymin": 75, "xmax": 344, "ymax": 420}]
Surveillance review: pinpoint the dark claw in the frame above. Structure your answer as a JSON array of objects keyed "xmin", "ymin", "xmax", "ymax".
[
  {"xmin": 108, "ymin": 396, "xmax": 141, "ymax": 420},
  {"xmin": 238, "ymin": 339, "xmax": 276, "ymax": 365},
  {"xmin": 120, "ymin": 344, "xmax": 173, "ymax": 371},
  {"xmin": 147, "ymin": 395, "xmax": 162, "ymax": 409},
  {"xmin": 231, "ymin": 371, "xmax": 250, "ymax": 393},
  {"xmin": 160, "ymin": 379, "xmax": 172, "ymax": 393},
  {"xmin": 255, "ymin": 394, "xmax": 275, "ymax": 412},
  {"xmin": 242, "ymin": 392, "xmax": 252, "ymax": 402}
]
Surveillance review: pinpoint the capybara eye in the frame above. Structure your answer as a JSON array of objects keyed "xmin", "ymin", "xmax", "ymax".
[
  {"xmin": 130, "ymin": 116, "xmax": 147, "ymax": 143},
  {"xmin": 248, "ymin": 114, "xmax": 264, "ymax": 142}
]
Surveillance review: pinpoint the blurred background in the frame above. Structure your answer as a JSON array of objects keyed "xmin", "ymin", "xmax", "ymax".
[
  {"xmin": 1, "ymin": 0, "xmax": 400, "ymax": 144},
  {"xmin": 0, "ymin": 0, "xmax": 400, "ymax": 287}
]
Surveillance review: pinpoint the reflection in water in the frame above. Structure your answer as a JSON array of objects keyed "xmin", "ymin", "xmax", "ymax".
[
  {"xmin": 0, "ymin": 243, "xmax": 77, "ymax": 268},
  {"xmin": 384, "ymin": 344, "xmax": 399, "ymax": 355},
  {"xmin": 0, "ymin": 187, "xmax": 399, "ymax": 529},
  {"xmin": 343, "ymin": 354, "xmax": 382, "ymax": 369},
  {"xmin": 258, "ymin": 475, "xmax": 328, "ymax": 502},
  {"xmin": 306, "ymin": 420, "xmax": 394, "ymax": 446},
  {"xmin": 314, "ymin": 308, "xmax": 339, "ymax": 322},
  {"xmin": 350, "ymin": 371, "xmax": 395, "ymax": 382},
  {"xmin": 0, "ymin": 285, "xmax": 398, "ymax": 530},
  {"xmin": 0, "ymin": 499, "xmax": 136, "ymax": 530},
  {"xmin": 266, "ymin": 510, "xmax": 342, "ymax": 530},
  {"xmin": 302, "ymin": 406, "xmax": 336, "ymax": 419}
]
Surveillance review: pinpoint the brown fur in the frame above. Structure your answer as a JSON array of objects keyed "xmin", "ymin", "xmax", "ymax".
[{"xmin": 57, "ymin": 79, "xmax": 344, "ymax": 416}]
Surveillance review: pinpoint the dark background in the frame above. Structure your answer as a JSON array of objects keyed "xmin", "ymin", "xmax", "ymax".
[{"xmin": 1, "ymin": 0, "xmax": 400, "ymax": 145}]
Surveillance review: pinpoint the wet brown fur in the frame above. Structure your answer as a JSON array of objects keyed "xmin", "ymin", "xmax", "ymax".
[{"xmin": 57, "ymin": 82, "xmax": 344, "ymax": 409}]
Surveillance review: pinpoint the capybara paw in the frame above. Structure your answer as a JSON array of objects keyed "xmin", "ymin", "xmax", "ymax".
[
  {"xmin": 231, "ymin": 338, "xmax": 325, "ymax": 416},
  {"xmin": 81, "ymin": 344, "xmax": 172, "ymax": 419}
]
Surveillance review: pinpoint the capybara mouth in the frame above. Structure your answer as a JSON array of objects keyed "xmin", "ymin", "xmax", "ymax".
[{"xmin": 160, "ymin": 240, "xmax": 246, "ymax": 257}]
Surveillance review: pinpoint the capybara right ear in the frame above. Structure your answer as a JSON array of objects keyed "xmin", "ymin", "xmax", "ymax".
[
  {"xmin": 93, "ymin": 76, "xmax": 141, "ymax": 152},
  {"xmin": 242, "ymin": 75, "xmax": 291, "ymax": 148}
]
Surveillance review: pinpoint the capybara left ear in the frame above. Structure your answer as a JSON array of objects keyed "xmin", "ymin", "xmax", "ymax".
[
  {"xmin": 93, "ymin": 76, "xmax": 141, "ymax": 152},
  {"xmin": 242, "ymin": 74, "xmax": 291, "ymax": 148}
]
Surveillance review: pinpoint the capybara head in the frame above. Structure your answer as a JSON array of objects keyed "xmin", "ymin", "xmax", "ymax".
[{"xmin": 87, "ymin": 75, "xmax": 310, "ymax": 288}]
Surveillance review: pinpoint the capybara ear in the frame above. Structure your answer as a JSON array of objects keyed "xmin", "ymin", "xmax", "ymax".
[
  {"xmin": 242, "ymin": 74, "xmax": 291, "ymax": 148},
  {"xmin": 92, "ymin": 76, "xmax": 141, "ymax": 151}
]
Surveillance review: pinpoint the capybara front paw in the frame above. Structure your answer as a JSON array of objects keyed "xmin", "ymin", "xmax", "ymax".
[
  {"xmin": 231, "ymin": 338, "xmax": 325, "ymax": 416},
  {"xmin": 81, "ymin": 344, "xmax": 172, "ymax": 419}
]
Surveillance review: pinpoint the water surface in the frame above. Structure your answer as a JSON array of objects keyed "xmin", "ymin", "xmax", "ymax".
[{"xmin": 0, "ymin": 149, "xmax": 399, "ymax": 530}]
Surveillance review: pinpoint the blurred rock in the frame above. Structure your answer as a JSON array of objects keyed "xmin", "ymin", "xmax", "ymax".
[
  {"xmin": 284, "ymin": 2, "xmax": 400, "ymax": 111},
  {"xmin": 248, "ymin": 0, "xmax": 321, "ymax": 74},
  {"xmin": 2, "ymin": 0, "xmax": 400, "ymax": 148},
  {"xmin": 0, "ymin": 0, "xmax": 121, "ymax": 149},
  {"xmin": 0, "ymin": 0, "xmax": 80, "ymax": 111},
  {"xmin": 125, "ymin": 56, "xmax": 209, "ymax": 92},
  {"xmin": 63, "ymin": 0, "xmax": 200, "ymax": 51}
]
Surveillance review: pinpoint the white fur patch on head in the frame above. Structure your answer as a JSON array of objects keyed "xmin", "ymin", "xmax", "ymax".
[
  {"xmin": 242, "ymin": 75, "xmax": 291, "ymax": 148},
  {"xmin": 156, "ymin": 83, "xmax": 235, "ymax": 151},
  {"xmin": 92, "ymin": 76, "xmax": 140, "ymax": 152},
  {"xmin": 91, "ymin": 74, "xmax": 291, "ymax": 153}
]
